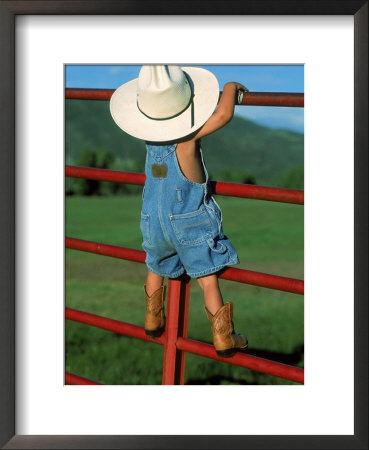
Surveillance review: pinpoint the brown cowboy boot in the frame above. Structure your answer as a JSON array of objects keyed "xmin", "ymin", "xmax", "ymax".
[
  {"xmin": 205, "ymin": 302, "xmax": 248, "ymax": 357},
  {"xmin": 144, "ymin": 285, "xmax": 166, "ymax": 337}
]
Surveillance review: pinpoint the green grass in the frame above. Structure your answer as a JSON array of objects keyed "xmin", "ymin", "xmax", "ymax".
[{"xmin": 65, "ymin": 195, "xmax": 304, "ymax": 385}]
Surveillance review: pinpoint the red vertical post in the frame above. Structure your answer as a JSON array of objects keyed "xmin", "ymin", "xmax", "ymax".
[{"xmin": 162, "ymin": 275, "xmax": 191, "ymax": 385}]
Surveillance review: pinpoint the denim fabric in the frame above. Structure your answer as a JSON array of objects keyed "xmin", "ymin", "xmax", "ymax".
[{"xmin": 140, "ymin": 142, "xmax": 239, "ymax": 278}]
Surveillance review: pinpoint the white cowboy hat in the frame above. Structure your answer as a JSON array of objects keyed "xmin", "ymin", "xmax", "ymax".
[{"xmin": 110, "ymin": 65, "xmax": 219, "ymax": 142}]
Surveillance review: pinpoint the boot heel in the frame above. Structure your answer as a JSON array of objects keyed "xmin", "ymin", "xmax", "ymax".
[
  {"xmin": 216, "ymin": 348, "xmax": 237, "ymax": 358},
  {"xmin": 145, "ymin": 326, "xmax": 164, "ymax": 338}
]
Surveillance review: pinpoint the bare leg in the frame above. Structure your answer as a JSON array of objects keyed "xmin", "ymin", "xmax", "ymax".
[
  {"xmin": 145, "ymin": 270, "xmax": 164, "ymax": 296},
  {"xmin": 197, "ymin": 274, "xmax": 224, "ymax": 315}
]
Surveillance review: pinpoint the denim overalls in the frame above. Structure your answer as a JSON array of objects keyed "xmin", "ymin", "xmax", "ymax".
[{"xmin": 140, "ymin": 142, "xmax": 239, "ymax": 278}]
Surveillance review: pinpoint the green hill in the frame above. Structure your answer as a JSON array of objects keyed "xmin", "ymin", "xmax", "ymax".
[{"xmin": 65, "ymin": 99, "xmax": 304, "ymax": 187}]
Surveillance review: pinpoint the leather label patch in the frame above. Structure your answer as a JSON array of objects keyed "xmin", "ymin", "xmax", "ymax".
[{"xmin": 152, "ymin": 164, "xmax": 167, "ymax": 178}]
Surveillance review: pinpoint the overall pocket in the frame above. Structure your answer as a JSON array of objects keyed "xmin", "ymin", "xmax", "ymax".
[
  {"xmin": 170, "ymin": 207, "xmax": 212, "ymax": 246},
  {"xmin": 140, "ymin": 213, "xmax": 151, "ymax": 245}
]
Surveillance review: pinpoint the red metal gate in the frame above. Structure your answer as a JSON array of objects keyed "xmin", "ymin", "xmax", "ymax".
[{"xmin": 65, "ymin": 88, "xmax": 304, "ymax": 385}]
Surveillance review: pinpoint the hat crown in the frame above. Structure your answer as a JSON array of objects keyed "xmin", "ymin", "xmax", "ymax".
[{"xmin": 137, "ymin": 65, "xmax": 192, "ymax": 120}]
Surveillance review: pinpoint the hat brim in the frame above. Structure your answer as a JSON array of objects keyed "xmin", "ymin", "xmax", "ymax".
[{"xmin": 110, "ymin": 67, "xmax": 219, "ymax": 142}]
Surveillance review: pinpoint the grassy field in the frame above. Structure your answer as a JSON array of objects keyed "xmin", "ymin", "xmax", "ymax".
[{"xmin": 65, "ymin": 194, "xmax": 304, "ymax": 385}]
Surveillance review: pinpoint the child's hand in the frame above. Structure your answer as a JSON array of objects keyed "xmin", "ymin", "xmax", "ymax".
[
  {"xmin": 234, "ymin": 83, "xmax": 249, "ymax": 105},
  {"xmin": 225, "ymin": 81, "xmax": 249, "ymax": 92},
  {"xmin": 235, "ymin": 82, "xmax": 249, "ymax": 93},
  {"xmin": 224, "ymin": 82, "xmax": 249, "ymax": 104}
]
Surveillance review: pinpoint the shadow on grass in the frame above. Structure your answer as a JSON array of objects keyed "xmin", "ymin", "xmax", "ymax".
[
  {"xmin": 186, "ymin": 344, "xmax": 304, "ymax": 385},
  {"xmin": 199, "ymin": 338, "xmax": 304, "ymax": 366},
  {"xmin": 186, "ymin": 375, "xmax": 254, "ymax": 385},
  {"xmin": 245, "ymin": 344, "xmax": 304, "ymax": 366}
]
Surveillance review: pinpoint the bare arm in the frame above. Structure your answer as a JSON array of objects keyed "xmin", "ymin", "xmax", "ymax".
[{"xmin": 190, "ymin": 81, "xmax": 248, "ymax": 140}]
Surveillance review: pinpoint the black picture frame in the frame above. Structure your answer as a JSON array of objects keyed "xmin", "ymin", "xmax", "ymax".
[{"xmin": 1, "ymin": 1, "xmax": 367, "ymax": 449}]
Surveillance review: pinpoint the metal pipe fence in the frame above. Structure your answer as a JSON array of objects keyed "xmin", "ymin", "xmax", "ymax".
[{"xmin": 65, "ymin": 87, "xmax": 304, "ymax": 385}]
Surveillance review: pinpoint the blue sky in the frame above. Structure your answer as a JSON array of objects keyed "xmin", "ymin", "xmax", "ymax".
[{"xmin": 65, "ymin": 65, "xmax": 304, "ymax": 133}]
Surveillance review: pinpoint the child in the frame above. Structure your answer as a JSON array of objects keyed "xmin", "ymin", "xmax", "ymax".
[{"xmin": 110, "ymin": 65, "xmax": 248, "ymax": 357}]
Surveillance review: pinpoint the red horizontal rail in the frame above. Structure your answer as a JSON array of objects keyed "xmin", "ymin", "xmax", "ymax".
[
  {"xmin": 66, "ymin": 165, "xmax": 146, "ymax": 186},
  {"xmin": 66, "ymin": 237, "xmax": 303, "ymax": 295},
  {"xmin": 211, "ymin": 180, "xmax": 303, "ymax": 204},
  {"xmin": 65, "ymin": 166, "xmax": 304, "ymax": 205},
  {"xmin": 66, "ymin": 307, "xmax": 165, "ymax": 345},
  {"xmin": 65, "ymin": 372, "xmax": 102, "ymax": 385},
  {"xmin": 176, "ymin": 338, "xmax": 304, "ymax": 384},
  {"xmin": 65, "ymin": 88, "xmax": 304, "ymax": 107},
  {"xmin": 240, "ymin": 92, "xmax": 304, "ymax": 107},
  {"xmin": 220, "ymin": 267, "xmax": 303, "ymax": 295},
  {"xmin": 66, "ymin": 237, "xmax": 145, "ymax": 263},
  {"xmin": 66, "ymin": 88, "xmax": 115, "ymax": 101}
]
